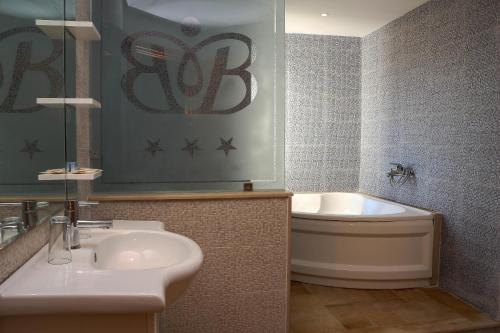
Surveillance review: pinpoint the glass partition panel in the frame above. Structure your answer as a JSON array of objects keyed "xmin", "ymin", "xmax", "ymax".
[
  {"xmin": 0, "ymin": 0, "xmax": 67, "ymax": 248},
  {"xmin": 93, "ymin": 0, "xmax": 285, "ymax": 192},
  {"xmin": 0, "ymin": 0, "xmax": 66, "ymax": 195}
]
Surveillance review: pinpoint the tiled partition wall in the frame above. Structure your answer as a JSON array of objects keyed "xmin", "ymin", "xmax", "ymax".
[
  {"xmin": 0, "ymin": 204, "xmax": 61, "ymax": 283},
  {"xmin": 359, "ymin": 0, "xmax": 500, "ymax": 319},
  {"xmin": 89, "ymin": 197, "xmax": 291, "ymax": 333},
  {"xmin": 0, "ymin": 222, "xmax": 49, "ymax": 283},
  {"xmin": 285, "ymin": 34, "xmax": 361, "ymax": 192}
]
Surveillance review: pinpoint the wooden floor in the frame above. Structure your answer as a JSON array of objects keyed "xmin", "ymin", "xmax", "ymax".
[{"xmin": 290, "ymin": 281, "xmax": 500, "ymax": 333}]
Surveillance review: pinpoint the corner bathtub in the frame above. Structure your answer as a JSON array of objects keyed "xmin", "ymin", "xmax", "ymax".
[{"xmin": 292, "ymin": 192, "xmax": 441, "ymax": 289}]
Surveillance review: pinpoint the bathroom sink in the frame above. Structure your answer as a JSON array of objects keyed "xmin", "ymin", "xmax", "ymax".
[
  {"xmin": 94, "ymin": 232, "xmax": 194, "ymax": 270},
  {"xmin": 0, "ymin": 221, "xmax": 203, "ymax": 316}
]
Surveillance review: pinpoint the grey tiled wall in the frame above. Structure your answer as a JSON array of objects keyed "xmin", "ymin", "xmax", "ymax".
[
  {"xmin": 285, "ymin": 34, "xmax": 361, "ymax": 192},
  {"xmin": 359, "ymin": 0, "xmax": 500, "ymax": 319}
]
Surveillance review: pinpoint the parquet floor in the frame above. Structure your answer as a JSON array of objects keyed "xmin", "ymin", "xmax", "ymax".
[{"xmin": 290, "ymin": 281, "xmax": 500, "ymax": 333}]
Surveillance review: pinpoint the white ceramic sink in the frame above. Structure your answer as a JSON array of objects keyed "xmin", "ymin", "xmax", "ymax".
[
  {"xmin": 0, "ymin": 220, "xmax": 203, "ymax": 316},
  {"xmin": 94, "ymin": 232, "xmax": 194, "ymax": 270}
]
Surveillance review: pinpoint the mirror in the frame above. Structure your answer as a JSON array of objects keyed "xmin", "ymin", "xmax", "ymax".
[{"xmin": 0, "ymin": 0, "xmax": 69, "ymax": 248}]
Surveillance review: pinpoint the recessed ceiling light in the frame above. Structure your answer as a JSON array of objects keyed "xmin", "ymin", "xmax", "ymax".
[{"xmin": 321, "ymin": 13, "xmax": 328, "ymax": 17}]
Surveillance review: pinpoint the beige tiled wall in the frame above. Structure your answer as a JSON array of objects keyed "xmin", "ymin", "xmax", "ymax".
[
  {"xmin": 0, "ymin": 207, "xmax": 21, "ymax": 222},
  {"xmin": 75, "ymin": 0, "xmax": 92, "ymax": 200},
  {"xmin": 0, "ymin": 222, "xmax": 50, "ymax": 283},
  {"xmin": 89, "ymin": 197, "xmax": 291, "ymax": 333},
  {"xmin": 0, "ymin": 204, "xmax": 63, "ymax": 284}
]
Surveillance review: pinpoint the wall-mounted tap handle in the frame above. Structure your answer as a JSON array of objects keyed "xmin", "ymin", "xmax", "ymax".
[
  {"xmin": 387, "ymin": 163, "xmax": 415, "ymax": 188},
  {"xmin": 36, "ymin": 201, "xmax": 49, "ymax": 208},
  {"xmin": 0, "ymin": 203, "xmax": 22, "ymax": 207},
  {"xmin": 389, "ymin": 163, "xmax": 404, "ymax": 171},
  {"xmin": 77, "ymin": 220, "xmax": 112, "ymax": 229},
  {"xmin": 0, "ymin": 201, "xmax": 48, "ymax": 208},
  {"xmin": 78, "ymin": 201, "xmax": 99, "ymax": 207}
]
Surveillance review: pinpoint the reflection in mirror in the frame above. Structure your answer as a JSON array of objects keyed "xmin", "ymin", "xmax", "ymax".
[
  {"xmin": 0, "ymin": 0, "xmax": 67, "ymax": 248},
  {"xmin": 0, "ymin": 201, "xmax": 62, "ymax": 249}
]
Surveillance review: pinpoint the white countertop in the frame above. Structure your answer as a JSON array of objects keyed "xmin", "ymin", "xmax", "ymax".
[{"xmin": 0, "ymin": 220, "xmax": 203, "ymax": 316}]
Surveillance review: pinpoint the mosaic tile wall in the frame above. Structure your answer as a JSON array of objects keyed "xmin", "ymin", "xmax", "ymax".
[
  {"xmin": 0, "ymin": 220, "xmax": 50, "ymax": 283},
  {"xmin": 285, "ymin": 34, "xmax": 361, "ymax": 192},
  {"xmin": 0, "ymin": 206, "xmax": 21, "ymax": 222},
  {"xmin": 75, "ymin": 0, "xmax": 92, "ymax": 200},
  {"xmin": 90, "ymin": 197, "xmax": 290, "ymax": 333},
  {"xmin": 359, "ymin": 0, "xmax": 500, "ymax": 319},
  {"xmin": 0, "ymin": 203, "xmax": 62, "ymax": 284}
]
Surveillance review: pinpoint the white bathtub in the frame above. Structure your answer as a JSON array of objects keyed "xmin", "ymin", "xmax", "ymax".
[{"xmin": 292, "ymin": 192, "xmax": 440, "ymax": 289}]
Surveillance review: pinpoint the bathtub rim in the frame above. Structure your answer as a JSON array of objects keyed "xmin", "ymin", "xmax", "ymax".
[{"xmin": 292, "ymin": 192, "xmax": 435, "ymax": 222}]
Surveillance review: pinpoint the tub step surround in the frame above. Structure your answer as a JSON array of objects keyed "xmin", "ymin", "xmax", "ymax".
[{"xmin": 291, "ymin": 192, "xmax": 442, "ymax": 289}]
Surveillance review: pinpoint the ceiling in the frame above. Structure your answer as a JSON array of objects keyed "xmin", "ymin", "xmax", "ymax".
[
  {"xmin": 285, "ymin": 0, "xmax": 430, "ymax": 37},
  {"xmin": 127, "ymin": 0, "xmax": 271, "ymax": 27}
]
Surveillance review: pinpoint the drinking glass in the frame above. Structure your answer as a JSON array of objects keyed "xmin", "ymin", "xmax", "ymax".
[
  {"xmin": 48, "ymin": 216, "xmax": 72, "ymax": 265},
  {"xmin": 0, "ymin": 217, "xmax": 23, "ymax": 243}
]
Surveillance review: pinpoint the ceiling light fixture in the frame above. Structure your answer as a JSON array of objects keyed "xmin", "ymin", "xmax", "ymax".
[{"xmin": 321, "ymin": 13, "xmax": 328, "ymax": 17}]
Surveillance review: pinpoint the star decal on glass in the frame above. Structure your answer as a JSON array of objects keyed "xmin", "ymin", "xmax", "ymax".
[
  {"xmin": 20, "ymin": 139, "xmax": 42, "ymax": 160},
  {"xmin": 145, "ymin": 139, "xmax": 164, "ymax": 157},
  {"xmin": 181, "ymin": 138, "xmax": 201, "ymax": 157},
  {"xmin": 216, "ymin": 137, "xmax": 237, "ymax": 156}
]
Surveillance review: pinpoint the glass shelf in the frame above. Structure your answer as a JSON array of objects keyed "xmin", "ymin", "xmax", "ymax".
[
  {"xmin": 38, "ymin": 169, "xmax": 103, "ymax": 181},
  {"xmin": 36, "ymin": 98, "xmax": 101, "ymax": 109},
  {"xmin": 36, "ymin": 19, "xmax": 101, "ymax": 40}
]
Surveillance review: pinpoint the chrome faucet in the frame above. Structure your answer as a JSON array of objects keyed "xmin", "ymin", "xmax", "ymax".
[
  {"xmin": 64, "ymin": 200, "xmax": 112, "ymax": 249},
  {"xmin": 0, "ymin": 200, "xmax": 48, "ymax": 230},
  {"xmin": 386, "ymin": 163, "xmax": 415, "ymax": 188},
  {"xmin": 21, "ymin": 200, "xmax": 38, "ymax": 229},
  {"xmin": 64, "ymin": 200, "xmax": 80, "ymax": 249}
]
